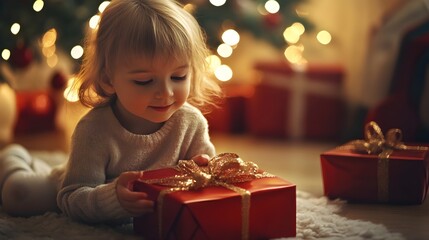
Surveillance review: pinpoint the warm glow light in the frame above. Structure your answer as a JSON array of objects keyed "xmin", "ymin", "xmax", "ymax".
[
  {"xmin": 284, "ymin": 45, "xmax": 305, "ymax": 64},
  {"xmin": 222, "ymin": 29, "xmax": 240, "ymax": 46},
  {"xmin": 184, "ymin": 3, "xmax": 196, "ymax": 13},
  {"xmin": 64, "ymin": 77, "xmax": 80, "ymax": 102},
  {"xmin": 71, "ymin": 45, "xmax": 84, "ymax": 59},
  {"xmin": 32, "ymin": 94, "xmax": 50, "ymax": 113},
  {"xmin": 98, "ymin": 1, "xmax": 110, "ymax": 12},
  {"xmin": 46, "ymin": 54, "xmax": 58, "ymax": 68},
  {"xmin": 42, "ymin": 28, "xmax": 57, "ymax": 48},
  {"xmin": 209, "ymin": 0, "xmax": 226, "ymax": 7},
  {"xmin": 292, "ymin": 22, "xmax": 305, "ymax": 35},
  {"xmin": 317, "ymin": 30, "xmax": 332, "ymax": 45},
  {"xmin": 42, "ymin": 45, "xmax": 56, "ymax": 58},
  {"xmin": 206, "ymin": 55, "xmax": 222, "ymax": 72},
  {"xmin": 89, "ymin": 15, "xmax": 100, "ymax": 29},
  {"xmin": 217, "ymin": 44, "xmax": 233, "ymax": 58},
  {"xmin": 33, "ymin": 0, "xmax": 44, "ymax": 12},
  {"xmin": 2, "ymin": 49, "xmax": 11, "ymax": 60},
  {"xmin": 10, "ymin": 23, "xmax": 20, "ymax": 35},
  {"xmin": 291, "ymin": 59, "xmax": 308, "ymax": 71},
  {"xmin": 265, "ymin": 0, "xmax": 280, "ymax": 14},
  {"xmin": 283, "ymin": 23, "xmax": 305, "ymax": 44},
  {"xmin": 283, "ymin": 27, "xmax": 300, "ymax": 44},
  {"xmin": 214, "ymin": 65, "xmax": 233, "ymax": 82}
]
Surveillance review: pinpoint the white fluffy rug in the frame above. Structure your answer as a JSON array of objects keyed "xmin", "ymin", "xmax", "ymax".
[{"xmin": 0, "ymin": 152, "xmax": 404, "ymax": 240}]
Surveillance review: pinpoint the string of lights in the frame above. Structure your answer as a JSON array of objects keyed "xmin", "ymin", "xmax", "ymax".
[{"xmin": 1, "ymin": 0, "xmax": 335, "ymax": 102}]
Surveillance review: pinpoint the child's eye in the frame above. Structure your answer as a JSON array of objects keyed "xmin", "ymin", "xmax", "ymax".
[
  {"xmin": 171, "ymin": 75, "xmax": 187, "ymax": 81},
  {"xmin": 133, "ymin": 79, "xmax": 152, "ymax": 86}
]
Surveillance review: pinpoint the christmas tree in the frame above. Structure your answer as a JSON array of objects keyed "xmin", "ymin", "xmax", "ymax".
[
  {"xmin": 189, "ymin": 0, "xmax": 312, "ymax": 50},
  {"xmin": 0, "ymin": 0, "xmax": 105, "ymax": 69},
  {"xmin": 1, "ymin": 0, "xmax": 311, "ymax": 70}
]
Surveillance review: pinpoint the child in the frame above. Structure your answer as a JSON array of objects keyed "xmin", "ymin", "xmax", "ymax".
[{"xmin": 0, "ymin": 0, "xmax": 221, "ymax": 224}]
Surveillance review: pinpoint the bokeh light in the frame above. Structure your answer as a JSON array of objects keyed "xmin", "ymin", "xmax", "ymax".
[
  {"xmin": 209, "ymin": 0, "xmax": 227, "ymax": 7},
  {"xmin": 98, "ymin": 1, "xmax": 110, "ymax": 12},
  {"xmin": 214, "ymin": 65, "xmax": 233, "ymax": 82},
  {"xmin": 265, "ymin": 0, "xmax": 280, "ymax": 14},
  {"xmin": 222, "ymin": 29, "xmax": 240, "ymax": 46},
  {"xmin": 317, "ymin": 30, "xmax": 332, "ymax": 45},
  {"xmin": 33, "ymin": 0, "xmax": 44, "ymax": 12},
  {"xmin": 10, "ymin": 23, "xmax": 20, "ymax": 35},
  {"xmin": 1, "ymin": 49, "xmax": 11, "ymax": 60},
  {"xmin": 206, "ymin": 55, "xmax": 222, "ymax": 72},
  {"xmin": 217, "ymin": 43, "xmax": 233, "ymax": 58},
  {"xmin": 71, "ymin": 45, "xmax": 84, "ymax": 59},
  {"xmin": 89, "ymin": 15, "xmax": 100, "ymax": 29}
]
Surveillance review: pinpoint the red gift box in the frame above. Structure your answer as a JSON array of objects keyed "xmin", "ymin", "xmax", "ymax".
[
  {"xmin": 320, "ymin": 142, "xmax": 429, "ymax": 204},
  {"xmin": 133, "ymin": 167, "xmax": 296, "ymax": 239},
  {"xmin": 204, "ymin": 84, "xmax": 253, "ymax": 134},
  {"xmin": 14, "ymin": 90, "xmax": 58, "ymax": 134},
  {"xmin": 248, "ymin": 61, "xmax": 345, "ymax": 140}
]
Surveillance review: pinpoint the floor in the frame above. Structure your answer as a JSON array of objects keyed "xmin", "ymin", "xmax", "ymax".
[{"xmin": 10, "ymin": 101, "xmax": 429, "ymax": 240}]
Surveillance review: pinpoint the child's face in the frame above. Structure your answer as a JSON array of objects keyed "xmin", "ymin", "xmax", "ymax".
[{"xmin": 108, "ymin": 55, "xmax": 191, "ymax": 124}]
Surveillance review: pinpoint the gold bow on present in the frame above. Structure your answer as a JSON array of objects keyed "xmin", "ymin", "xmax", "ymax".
[
  {"xmin": 347, "ymin": 121, "xmax": 428, "ymax": 201},
  {"xmin": 351, "ymin": 121, "xmax": 418, "ymax": 154},
  {"xmin": 144, "ymin": 153, "xmax": 273, "ymax": 240},
  {"xmin": 146, "ymin": 152, "xmax": 271, "ymax": 189}
]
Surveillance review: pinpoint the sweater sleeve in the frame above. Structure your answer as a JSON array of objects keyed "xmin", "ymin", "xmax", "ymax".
[
  {"xmin": 182, "ymin": 107, "xmax": 216, "ymax": 159},
  {"xmin": 57, "ymin": 118, "xmax": 131, "ymax": 223}
]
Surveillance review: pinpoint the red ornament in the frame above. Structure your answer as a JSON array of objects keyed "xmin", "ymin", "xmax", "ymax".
[
  {"xmin": 264, "ymin": 13, "xmax": 282, "ymax": 29},
  {"xmin": 9, "ymin": 44, "xmax": 33, "ymax": 69},
  {"xmin": 50, "ymin": 71, "xmax": 67, "ymax": 90}
]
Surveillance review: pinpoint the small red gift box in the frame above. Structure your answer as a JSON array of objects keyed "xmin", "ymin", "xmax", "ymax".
[
  {"xmin": 133, "ymin": 167, "xmax": 296, "ymax": 239},
  {"xmin": 248, "ymin": 61, "xmax": 345, "ymax": 140},
  {"xmin": 14, "ymin": 90, "xmax": 58, "ymax": 134},
  {"xmin": 320, "ymin": 142, "xmax": 429, "ymax": 204}
]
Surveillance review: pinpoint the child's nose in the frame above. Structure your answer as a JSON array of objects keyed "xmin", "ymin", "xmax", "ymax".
[{"xmin": 156, "ymin": 80, "xmax": 173, "ymax": 98}]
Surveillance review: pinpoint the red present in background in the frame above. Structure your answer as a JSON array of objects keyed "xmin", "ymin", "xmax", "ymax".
[
  {"xmin": 13, "ymin": 90, "xmax": 58, "ymax": 134},
  {"xmin": 205, "ymin": 84, "xmax": 253, "ymax": 134},
  {"xmin": 320, "ymin": 143, "xmax": 429, "ymax": 204},
  {"xmin": 248, "ymin": 61, "xmax": 345, "ymax": 140},
  {"xmin": 133, "ymin": 168, "xmax": 296, "ymax": 240}
]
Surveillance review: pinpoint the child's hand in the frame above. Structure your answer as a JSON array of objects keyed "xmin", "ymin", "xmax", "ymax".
[
  {"xmin": 116, "ymin": 171, "xmax": 154, "ymax": 217},
  {"xmin": 190, "ymin": 154, "xmax": 210, "ymax": 166}
]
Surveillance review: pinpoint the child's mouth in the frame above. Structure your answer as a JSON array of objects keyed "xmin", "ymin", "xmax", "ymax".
[{"xmin": 150, "ymin": 104, "xmax": 173, "ymax": 112}]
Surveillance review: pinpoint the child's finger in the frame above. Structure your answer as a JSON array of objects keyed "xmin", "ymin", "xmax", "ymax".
[
  {"xmin": 117, "ymin": 171, "xmax": 144, "ymax": 190},
  {"xmin": 117, "ymin": 186, "xmax": 149, "ymax": 201},
  {"xmin": 122, "ymin": 199, "xmax": 154, "ymax": 216},
  {"xmin": 191, "ymin": 154, "xmax": 210, "ymax": 166}
]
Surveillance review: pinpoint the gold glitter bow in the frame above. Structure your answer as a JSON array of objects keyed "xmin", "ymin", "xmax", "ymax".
[
  {"xmin": 351, "ymin": 121, "xmax": 406, "ymax": 154},
  {"xmin": 146, "ymin": 152, "xmax": 271, "ymax": 189},
  {"xmin": 144, "ymin": 152, "xmax": 273, "ymax": 240},
  {"xmin": 347, "ymin": 121, "xmax": 428, "ymax": 201}
]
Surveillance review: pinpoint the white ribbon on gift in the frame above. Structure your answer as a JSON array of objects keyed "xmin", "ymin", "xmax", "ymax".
[{"xmin": 261, "ymin": 68, "xmax": 343, "ymax": 139}]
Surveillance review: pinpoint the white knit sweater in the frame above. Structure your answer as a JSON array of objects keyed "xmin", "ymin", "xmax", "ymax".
[{"xmin": 55, "ymin": 102, "xmax": 216, "ymax": 223}]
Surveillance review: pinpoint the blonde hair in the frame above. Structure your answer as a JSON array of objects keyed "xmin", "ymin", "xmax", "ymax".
[{"xmin": 75, "ymin": 0, "xmax": 222, "ymax": 112}]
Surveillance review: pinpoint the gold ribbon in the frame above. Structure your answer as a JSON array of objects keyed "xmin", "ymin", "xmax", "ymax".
[
  {"xmin": 348, "ymin": 121, "xmax": 428, "ymax": 201},
  {"xmin": 144, "ymin": 153, "xmax": 273, "ymax": 239}
]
